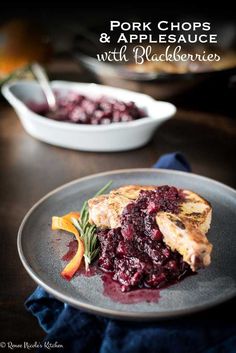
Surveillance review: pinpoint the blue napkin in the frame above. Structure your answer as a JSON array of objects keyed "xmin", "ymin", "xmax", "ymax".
[{"xmin": 25, "ymin": 152, "xmax": 236, "ymax": 353}]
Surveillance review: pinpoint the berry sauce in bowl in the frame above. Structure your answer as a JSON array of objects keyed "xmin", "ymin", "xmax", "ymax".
[
  {"xmin": 1, "ymin": 80, "xmax": 176, "ymax": 151},
  {"xmin": 28, "ymin": 91, "xmax": 146, "ymax": 125}
]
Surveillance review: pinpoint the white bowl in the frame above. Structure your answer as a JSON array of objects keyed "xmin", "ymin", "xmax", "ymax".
[{"xmin": 1, "ymin": 80, "xmax": 176, "ymax": 152}]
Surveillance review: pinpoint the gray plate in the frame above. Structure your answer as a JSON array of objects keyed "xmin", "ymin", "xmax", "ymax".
[{"xmin": 18, "ymin": 169, "xmax": 236, "ymax": 320}]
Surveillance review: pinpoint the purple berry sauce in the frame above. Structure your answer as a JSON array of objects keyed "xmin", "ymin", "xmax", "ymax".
[
  {"xmin": 28, "ymin": 91, "xmax": 146, "ymax": 125},
  {"xmin": 97, "ymin": 186, "xmax": 192, "ymax": 292}
]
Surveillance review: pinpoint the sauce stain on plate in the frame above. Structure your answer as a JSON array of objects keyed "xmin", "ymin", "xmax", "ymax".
[
  {"xmin": 102, "ymin": 273, "xmax": 160, "ymax": 304},
  {"xmin": 62, "ymin": 240, "xmax": 160, "ymax": 303},
  {"xmin": 62, "ymin": 240, "xmax": 77, "ymax": 261}
]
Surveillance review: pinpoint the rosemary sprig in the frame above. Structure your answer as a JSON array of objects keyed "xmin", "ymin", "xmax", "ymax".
[{"xmin": 72, "ymin": 181, "xmax": 112, "ymax": 271}]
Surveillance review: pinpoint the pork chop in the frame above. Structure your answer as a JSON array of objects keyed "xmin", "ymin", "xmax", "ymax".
[{"xmin": 88, "ymin": 185, "xmax": 213, "ymax": 271}]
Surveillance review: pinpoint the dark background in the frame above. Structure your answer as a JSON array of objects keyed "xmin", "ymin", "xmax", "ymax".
[
  {"xmin": 1, "ymin": 6, "xmax": 236, "ymax": 116},
  {"xmin": 0, "ymin": 6, "xmax": 235, "ymax": 349}
]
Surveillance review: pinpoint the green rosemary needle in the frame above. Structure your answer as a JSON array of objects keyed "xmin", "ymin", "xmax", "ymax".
[{"xmin": 72, "ymin": 181, "xmax": 112, "ymax": 271}]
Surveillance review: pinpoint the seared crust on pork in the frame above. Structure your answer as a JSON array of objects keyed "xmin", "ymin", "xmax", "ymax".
[{"xmin": 156, "ymin": 212, "xmax": 212, "ymax": 271}]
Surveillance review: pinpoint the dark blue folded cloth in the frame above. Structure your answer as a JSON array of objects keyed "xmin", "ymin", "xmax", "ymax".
[{"xmin": 25, "ymin": 152, "xmax": 236, "ymax": 353}]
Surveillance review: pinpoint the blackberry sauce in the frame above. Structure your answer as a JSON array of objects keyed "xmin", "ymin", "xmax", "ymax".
[
  {"xmin": 28, "ymin": 91, "xmax": 146, "ymax": 125},
  {"xmin": 97, "ymin": 186, "xmax": 192, "ymax": 292}
]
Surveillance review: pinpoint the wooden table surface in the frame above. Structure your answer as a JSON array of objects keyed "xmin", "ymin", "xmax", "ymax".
[{"xmin": 0, "ymin": 97, "xmax": 236, "ymax": 344}]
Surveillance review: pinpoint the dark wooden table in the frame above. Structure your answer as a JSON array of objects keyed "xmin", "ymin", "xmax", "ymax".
[{"xmin": 0, "ymin": 89, "xmax": 236, "ymax": 345}]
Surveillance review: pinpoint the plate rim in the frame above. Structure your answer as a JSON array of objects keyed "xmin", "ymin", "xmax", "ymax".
[{"xmin": 17, "ymin": 168, "xmax": 236, "ymax": 320}]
